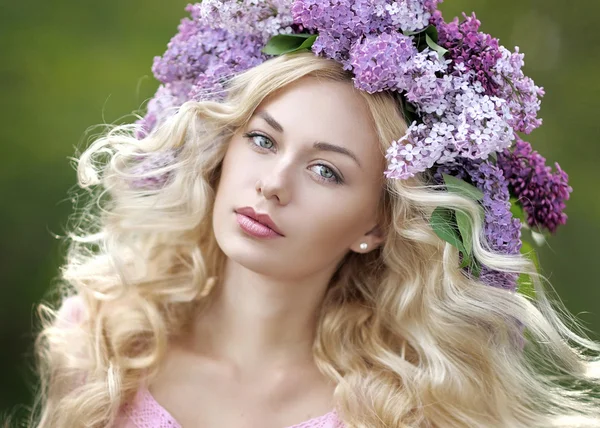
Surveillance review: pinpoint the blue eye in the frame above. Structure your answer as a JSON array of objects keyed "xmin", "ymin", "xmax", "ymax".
[
  {"xmin": 244, "ymin": 132, "xmax": 274, "ymax": 150},
  {"xmin": 311, "ymin": 165, "xmax": 342, "ymax": 184},
  {"xmin": 242, "ymin": 132, "xmax": 344, "ymax": 185}
]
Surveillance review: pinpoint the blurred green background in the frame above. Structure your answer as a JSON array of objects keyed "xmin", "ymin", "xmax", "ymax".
[{"xmin": 1, "ymin": 0, "xmax": 599, "ymax": 421}]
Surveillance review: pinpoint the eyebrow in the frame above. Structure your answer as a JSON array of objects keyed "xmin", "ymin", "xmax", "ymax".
[{"xmin": 256, "ymin": 110, "xmax": 362, "ymax": 168}]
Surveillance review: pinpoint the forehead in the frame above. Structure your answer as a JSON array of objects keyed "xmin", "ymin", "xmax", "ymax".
[{"xmin": 251, "ymin": 77, "xmax": 383, "ymax": 164}]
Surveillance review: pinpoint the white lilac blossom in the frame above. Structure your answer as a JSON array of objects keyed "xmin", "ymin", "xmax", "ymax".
[
  {"xmin": 197, "ymin": 0, "xmax": 294, "ymax": 40},
  {"xmin": 378, "ymin": 0, "xmax": 443, "ymax": 32},
  {"xmin": 385, "ymin": 73, "xmax": 515, "ymax": 179}
]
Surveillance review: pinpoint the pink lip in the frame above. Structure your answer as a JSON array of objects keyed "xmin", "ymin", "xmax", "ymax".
[{"xmin": 234, "ymin": 207, "xmax": 284, "ymax": 238}]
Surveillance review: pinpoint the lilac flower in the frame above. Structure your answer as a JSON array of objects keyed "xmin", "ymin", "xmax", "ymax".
[
  {"xmin": 144, "ymin": 3, "xmax": 276, "ymax": 135},
  {"xmin": 291, "ymin": 0, "xmax": 370, "ymax": 64},
  {"xmin": 494, "ymin": 46, "xmax": 545, "ymax": 134},
  {"xmin": 197, "ymin": 0, "xmax": 294, "ymax": 39},
  {"xmin": 151, "ymin": 22, "xmax": 266, "ymax": 85},
  {"xmin": 131, "ymin": 0, "xmax": 563, "ymax": 298},
  {"xmin": 294, "ymin": 0, "xmax": 442, "ymax": 34},
  {"xmin": 127, "ymin": 150, "xmax": 178, "ymax": 190},
  {"xmin": 497, "ymin": 137, "xmax": 572, "ymax": 234},
  {"xmin": 478, "ymin": 268, "xmax": 520, "ymax": 293},
  {"xmin": 431, "ymin": 11, "xmax": 544, "ymax": 134},
  {"xmin": 188, "ymin": 63, "xmax": 235, "ymax": 102},
  {"xmin": 349, "ymin": 31, "xmax": 418, "ymax": 93},
  {"xmin": 435, "ymin": 159, "xmax": 522, "ymax": 291},
  {"xmin": 136, "ymin": 80, "xmax": 193, "ymax": 139},
  {"xmin": 375, "ymin": 0, "xmax": 443, "ymax": 32},
  {"xmin": 292, "ymin": 0, "xmax": 441, "ymax": 64},
  {"xmin": 432, "ymin": 12, "xmax": 502, "ymax": 93},
  {"xmin": 385, "ymin": 73, "xmax": 515, "ymax": 179},
  {"xmin": 151, "ymin": 14, "xmax": 216, "ymax": 84}
]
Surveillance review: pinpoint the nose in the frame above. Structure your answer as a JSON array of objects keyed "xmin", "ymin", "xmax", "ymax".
[{"xmin": 255, "ymin": 160, "xmax": 293, "ymax": 205}]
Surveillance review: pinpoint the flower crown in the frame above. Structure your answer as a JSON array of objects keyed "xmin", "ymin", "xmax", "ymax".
[{"xmin": 133, "ymin": 0, "xmax": 572, "ymax": 294}]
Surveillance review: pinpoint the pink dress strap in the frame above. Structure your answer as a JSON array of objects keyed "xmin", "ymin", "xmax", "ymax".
[
  {"xmin": 119, "ymin": 387, "xmax": 345, "ymax": 428},
  {"xmin": 120, "ymin": 388, "xmax": 180, "ymax": 427}
]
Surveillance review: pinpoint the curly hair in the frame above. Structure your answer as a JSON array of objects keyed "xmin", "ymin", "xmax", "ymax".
[{"xmin": 28, "ymin": 53, "xmax": 600, "ymax": 428}]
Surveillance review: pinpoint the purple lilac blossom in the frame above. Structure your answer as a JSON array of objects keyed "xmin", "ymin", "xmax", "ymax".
[
  {"xmin": 197, "ymin": 0, "xmax": 294, "ymax": 39},
  {"xmin": 151, "ymin": 21, "xmax": 266, "ymax": 86},
  {"xmin": 136, "ymin": 80, "xmax": 193, "ymax": 139},
  {"xmin": 375, "ymin": 0, "xmax": 444, "ymax": 32},
  {"xmin": 385, "ymin": 73, "xmax": 515, "ymax": 179},
  {"xmin": 349, "ymin": 31, "xmax": 418, "ymax": 92},
  {"xmin": 435, "ymin": 159, "xmax": 522, "ymax": 291},
  {"xmin": 431, "ymin": 11, "xmax": 544, "ymax": 134},
  {"xmin": 151, "ymin": 1, "xmax": 289, "ymax": 95},
  {"xmin": 349, "ymin": 32, "xmax": 451, "ymax": 108},
  {"xmin": 127, "ymin": 150, "xmax": 178, "ymax": 190},
  {"xmin": 497, "ymin": 137, "xmax": 572, "ymax": 234},
  {"xmin": 291, "ymin": 0, "xmax": 370, "ymax": 65},
  {"xmin": 151, "ymin": 14, "xmax": 216, "ymax": 84},
  {"xmin": 141, "ymin": 3, "xmax": 284, "ymax": 136},
  {"xmin": 291, "ymin": 0, "xmax": 441, "ymax": 65}
]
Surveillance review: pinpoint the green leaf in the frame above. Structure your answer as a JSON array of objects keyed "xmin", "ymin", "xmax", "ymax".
[
  {"xmin": 459, "ymin": 250, "xmax": 472, "ymax": 269},
  {"xmin": 455, "ymin": 210, "xmax": 473, "ymax": 256},
  {"xmin": 402, "ymin": 101, "xmax": 419, "ymax": 125},
  {"xmin": 294, "ymin": 34, "xmax": 318, "ymax": 52},
  {"xmin": 404, "ymin": 102, "xmax": 417, "ymax": 113},
  {"xmin": 423, "ymin": 25, "xmax": 439, "ymax": 44},
  {"xmin": 443, "ymin": 174, "xmax": 484, "ymax": 201},
  {"xmin": 517, "ymin": 275, "xmax": 535, "ymax": 298},
  {"xmin": 425, "ymin": 33, "xmax": 449, "ymax": 60},
  {"xmin": 407, "ymin": 29, "xmax": 429, "ymax": 52},
  {"xmin": 404, "ymin": 25, "xmax": 439, "ymax": 44},
  {"xmin": 430, "ymin": 207, "xmax": 465, "ymax": 254},
  {"xmin": 509, "ymin": 197, "xmax": 526, "ymax": 223},
  {"xmin": 430, "ymin": 206, "xmax": 483, "ymax": 276},
  {"xmin": 262, "ymin": 34, "xmax": 317, "ymax": 56},
  {"xmin": 469, "ymin": 258, "xmax": 482, "ymax": 279},
  {"xmin": 403, "ymin": 25, "xmax": 446, "ymax": 57},
  {"xmin": 517, "ymin": 240, "xmax": 539, "ymax": 298}
]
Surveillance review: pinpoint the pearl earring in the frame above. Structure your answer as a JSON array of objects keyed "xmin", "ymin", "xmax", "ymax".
[{"xmin": 359, "ymin": 242, "xmax": 368, "ymax": 250}]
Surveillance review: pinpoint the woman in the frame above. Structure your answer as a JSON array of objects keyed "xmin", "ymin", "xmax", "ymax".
[{"xmin": 29, "ymin": 2, "xmax": 600, "ymax": 427}]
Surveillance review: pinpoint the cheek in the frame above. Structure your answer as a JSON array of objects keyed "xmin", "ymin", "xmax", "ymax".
[
  {"xmin": 294, "ymin": 191, "xmax": 376, "ymax": 250},
  {"xmin": 215, "ymin": 141, "xmax": 254, "ymax": 199}
]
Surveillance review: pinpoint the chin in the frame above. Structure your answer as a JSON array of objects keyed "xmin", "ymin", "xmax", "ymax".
[
  {"xmin": 214, "ymin": 224, "xmax": 284, "ymax": 275},
  {"xmin": 227, "ymin": 245, "xmax": 295, "ymax": 279}
]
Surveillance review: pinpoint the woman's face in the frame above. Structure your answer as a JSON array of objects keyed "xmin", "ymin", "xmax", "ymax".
[{"xmin": 212, "ymin": 76, "xmax": 386, "ymax": 281}]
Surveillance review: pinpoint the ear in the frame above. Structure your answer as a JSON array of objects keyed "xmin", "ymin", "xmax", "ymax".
[{"xmin": 350, "ymin": 223, "xmax": 386, "ymax": 254}]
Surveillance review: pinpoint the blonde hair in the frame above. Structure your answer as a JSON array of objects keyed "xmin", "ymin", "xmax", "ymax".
[{"xmin": 28, "ymin": 52, "xmax": 600, "ymax": 427}]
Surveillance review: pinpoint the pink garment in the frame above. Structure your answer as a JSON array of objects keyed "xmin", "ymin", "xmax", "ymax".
[{"xmin": 117, "ymin": 387, "xmax": 345, "ymax": 428}]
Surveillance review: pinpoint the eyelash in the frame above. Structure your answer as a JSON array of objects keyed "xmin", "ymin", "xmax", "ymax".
[{"xmin": 242, "ymin": 132, "xmax": 344, "ymax": 185}]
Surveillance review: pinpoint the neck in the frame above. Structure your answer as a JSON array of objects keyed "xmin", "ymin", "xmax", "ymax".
[{"xmin": 189, "ymin": 258, "xmax": 336, "ymax": 372}]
